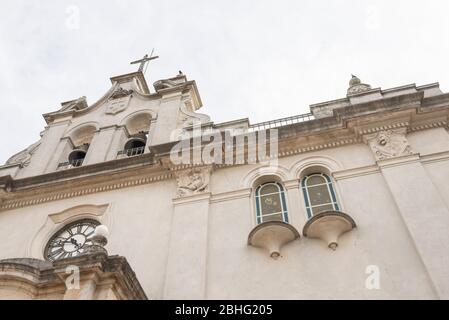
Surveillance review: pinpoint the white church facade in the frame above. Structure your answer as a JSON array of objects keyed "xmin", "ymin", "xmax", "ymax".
[{"xmin": 1, "ymin": 66, "xmax": 449, "ymax": 299}]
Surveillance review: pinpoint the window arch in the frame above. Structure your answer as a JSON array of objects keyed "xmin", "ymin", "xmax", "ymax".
[
  {"xmin": 301, "ymin": 173, "xmax": 340, "ymax": 219},
  {"xmin": 118, "ymin": 132, "xmax": 147, "ymax": 157},
  {"xmin": 255, "ymin": 182, "xmax": 289, "ymax": 224}
]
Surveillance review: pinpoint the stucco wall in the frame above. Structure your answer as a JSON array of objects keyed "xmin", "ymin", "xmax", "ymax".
[
  {"xmin": 2, "ymin": 133, "xmax": 448, "ymax": 299},
  {"xmin": 0, "ymin": 179, "xmax": 175, "ymax": 299}
]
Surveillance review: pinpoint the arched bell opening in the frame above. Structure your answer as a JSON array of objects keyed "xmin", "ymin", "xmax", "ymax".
[
  {"xmin": 119, "ymin": 132, "xmax": 147, "ymax": 157},
  {"xmin": 57, "ymin": 124, "xmax": 96, "ymax": 170},
  {"xmin": 67, "ymin": 143, "xmax": 89, "ymax": 167}
]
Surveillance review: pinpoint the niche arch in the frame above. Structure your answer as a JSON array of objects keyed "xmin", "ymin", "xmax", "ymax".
[{"xmin": 27, "ymin": 203, "xmax": 113, "ymax": 260}]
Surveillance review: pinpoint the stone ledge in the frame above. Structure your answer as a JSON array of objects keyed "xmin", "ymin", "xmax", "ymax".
[{"xmin": 0, "ymin": 253, "xmax": 148, "ymax": 300}]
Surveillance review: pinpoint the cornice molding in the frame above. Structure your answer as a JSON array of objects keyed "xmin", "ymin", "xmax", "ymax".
[
  {"xmin": 3, "ymin": 93, "xmax": 449, "ymax": 211},
  {"xmin": 333, "ymin": 165, "xmax": 380, "ymax": 180},
  {"xmin": 172, "ymin": 192, "xmax": 211, "ymax": 205},
  {"xmin": 279, "ymin": 137, "xmax": 360, "ymax": 157},
  {"xmin": 0, "ymin": 171, "xmax": 173, "ymax": 212},
  {"xmin": 376, "ymin": 153, "xmax": 421, "ymax": 169},
  {"xmin": 210, "ymin": 188, "xmax": 252, "ymax": 203},
  {"xmin": 357, "ymin": 121, "xmax": 410, "ymax": 136},
  {"xmin": 409, "ymin": 120, "xmax": 448, "ymax": 132},
  {"xmin": 420, "ymin": 151, "xmax": 449, "ymax": 165}
]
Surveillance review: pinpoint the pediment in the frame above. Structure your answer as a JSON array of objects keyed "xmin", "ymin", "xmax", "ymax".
[{"xmin": 42, "ymin": 73, "xmax": 149, "ymax": 124}]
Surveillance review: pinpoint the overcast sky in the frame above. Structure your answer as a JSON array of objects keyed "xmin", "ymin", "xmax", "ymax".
[{"xmin": 1, "ymin": 0, "xmax": 449, "ymax": 163}]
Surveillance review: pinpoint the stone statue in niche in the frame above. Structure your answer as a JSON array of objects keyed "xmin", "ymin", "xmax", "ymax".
[
  {"xmin": 368, "ymin": 130, "xmax": 413, "ymax": 160},
  {"xmin": 105, "ymin": 87, "xmax": 133, "ymax": 115},
  {"xmin": 175, "ymin": 168, "xmax": 210, "ymax": 197}
]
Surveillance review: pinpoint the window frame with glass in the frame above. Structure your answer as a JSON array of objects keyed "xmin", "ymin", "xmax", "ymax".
[
  {"xmin": 255, "ymin": 182, "xmax": 289, "ymax": 224},
  {"xmin": 301, "ymin": 173, "xmax": 340, "ymax": 219}
]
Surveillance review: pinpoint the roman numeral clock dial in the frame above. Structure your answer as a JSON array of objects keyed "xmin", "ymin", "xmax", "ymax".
[{"xmin": 44, "ymin": 219, "xmax": 100, "ymax": 261}]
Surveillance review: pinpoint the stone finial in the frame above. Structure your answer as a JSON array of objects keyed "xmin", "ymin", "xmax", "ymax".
[
  {"xmin": 349, "ymin": 74, "xmax": 361, "ymax": 86},
  {"xmin": 85, "ymin": 225, "xmax": 109, "ymax": 255},
  {"xmin": 347, "ymin": 74, "xmax": 372, "ymax": 96}
]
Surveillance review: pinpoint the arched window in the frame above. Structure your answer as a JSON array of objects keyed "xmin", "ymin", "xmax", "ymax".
[
  {"xmin": 255, "ymin": 182, "xmax": 289, "ymax": 224},
  {"xmin": 301, "ymin": 173, "xmax": 340, "ymax": 219},
  {"xmin": 119, "ymin": 132, "xmax": 147, "ymax": 157},
  {"xmin": 67, "ymin": 143, "xmax": 89, "ymax": 167}
]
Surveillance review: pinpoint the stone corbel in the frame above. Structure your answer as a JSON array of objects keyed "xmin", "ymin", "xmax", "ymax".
[
  {"xmin": 248, "ymin": 221, "xmax": 300, "ymax": 259},
  {"xmin": 302, "ymin": 211, "xmax": 356, "ymax": 250}
]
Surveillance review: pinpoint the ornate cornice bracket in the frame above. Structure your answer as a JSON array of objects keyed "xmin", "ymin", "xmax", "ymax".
[
  {"xmin": 362, "ymin": 127, "xmax": 414, "ymax": 161},
  {"xmin": 174, "ymin": 166, "xmax": 212, "ymax": 198},
  {"xmin": 108, "ymin": 87, "xmax": 133, "ymax": 101}
]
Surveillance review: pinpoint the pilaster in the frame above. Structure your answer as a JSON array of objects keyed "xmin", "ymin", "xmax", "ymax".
[
  {"xmin": 283, "ymin": 179, "xmax": 306, "ymax": 228},
  {"xmin": 364, "ymin": 128, "xmax": 449, "ymax": 298},
  {"xmin": 19, "ymin": 120, "xmax": 71, "ymax": 178},
  {"xmin": 150, "ymin": 93, "xmax": 182, "ymax": 147},
  {"xmin": 44, "ymin": 137, "xmax": 73, "ymax": 173},
  {"xmin": 163, "ymin": 167, "xmax": 212, "ymax": 299},
  {"xmin": 84, "ymin": 126, "xmax": 116, "ymax": 165},
  {"xmin": 105, "ymin": 126, "xmax": 127, "ymax": 161}
]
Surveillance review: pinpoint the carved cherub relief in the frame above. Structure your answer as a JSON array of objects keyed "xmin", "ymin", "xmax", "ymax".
[
  {"xmin": 367, "ymin": 130, "xmax": 413, "ymax": 161},
  {"xmin": 175, "ymin": 168, "xmax": 210, "ymax": 197}
]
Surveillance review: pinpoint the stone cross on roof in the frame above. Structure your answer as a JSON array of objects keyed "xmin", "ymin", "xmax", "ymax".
[{"xmin": 130, "ymin": 49, "xmax": 159, "ymax": 73}]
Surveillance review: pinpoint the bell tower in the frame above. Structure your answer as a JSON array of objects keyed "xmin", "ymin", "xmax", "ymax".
[{"xmin": 1, "ymin": 57, "xmax": 210, "ymax": 180}]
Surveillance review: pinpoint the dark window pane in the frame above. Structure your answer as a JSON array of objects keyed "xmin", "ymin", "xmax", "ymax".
[
  {"xmin": 312, "ymin": 204, "xmax": 334, "ymax": 215},
  {"xmin": 260, "ymin": 194, "xmax": 282, "ymax": 214},
  {"xmin": 307, "ymin": 175, "xmax": 326, "ymax": 186},
  {"xmin": 260, "ymin": 184, "xmax": 279, "ymax": 195},
  {"xmin": 308, "ymin": 184, "xmax": 332, "ymax": 206},
  {"xmin": 262, "ymin": 213, "xmax": 283, "ymax": 222}
]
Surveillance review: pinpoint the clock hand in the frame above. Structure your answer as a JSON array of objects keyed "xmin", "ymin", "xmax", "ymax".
[{"xmin": 70, "ymin": 238, "xmax": 82, "ymax": 248}]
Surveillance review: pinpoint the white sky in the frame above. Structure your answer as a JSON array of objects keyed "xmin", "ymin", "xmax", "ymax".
[{"xmin": 1, "ymin": 0, "xmax": 449, "ymax": 163}]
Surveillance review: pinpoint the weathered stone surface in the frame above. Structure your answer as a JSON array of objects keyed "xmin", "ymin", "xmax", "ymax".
[{"xmin": 0, "ymin": 254, "xmax": 147, "ymax": 300}]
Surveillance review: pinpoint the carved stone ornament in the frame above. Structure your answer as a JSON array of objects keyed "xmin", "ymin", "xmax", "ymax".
[
  {"xmin": 248, "ymin": 221, "xmax": 300, "ymax": 259},
  {"xmin": 153, "ymin": 79, "xmax": 178, "ymax": 91},
  {"xmin": 302, "ymin": 211, "xmax": 356, "ymax": 250},
  {"xmin": 347, "ymin": 75, "xmax": 372, "ymax": 96},
  {"xmin": 153, "ymin": 75, "xmax": 186, "ymax": 92},
  {"xmin": 175, "ymin": 168, "xmax": 210, "ymax": 197},
  {"xmin": 5, "ymin": 140, "xmax": 41, "ymax": 167},
  {"xmin": 60, "ymin": 96, "xmax": 88, "ymax": 112},
  {"xmin": 367, "ymin": 130, "xmax": 413, "ymax": 161},
  {"xmin": 109, "ymin": 87, "xmax": 133, "ymax": 100},
  {"xmin": 105, "ymin": 87, "xmax": 133, "ymax": 115}
]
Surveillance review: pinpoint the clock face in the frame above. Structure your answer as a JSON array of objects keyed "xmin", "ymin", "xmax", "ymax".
[{"xmin": 45, "ymin": 219, "xmax": 100, "ymax": 261}]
